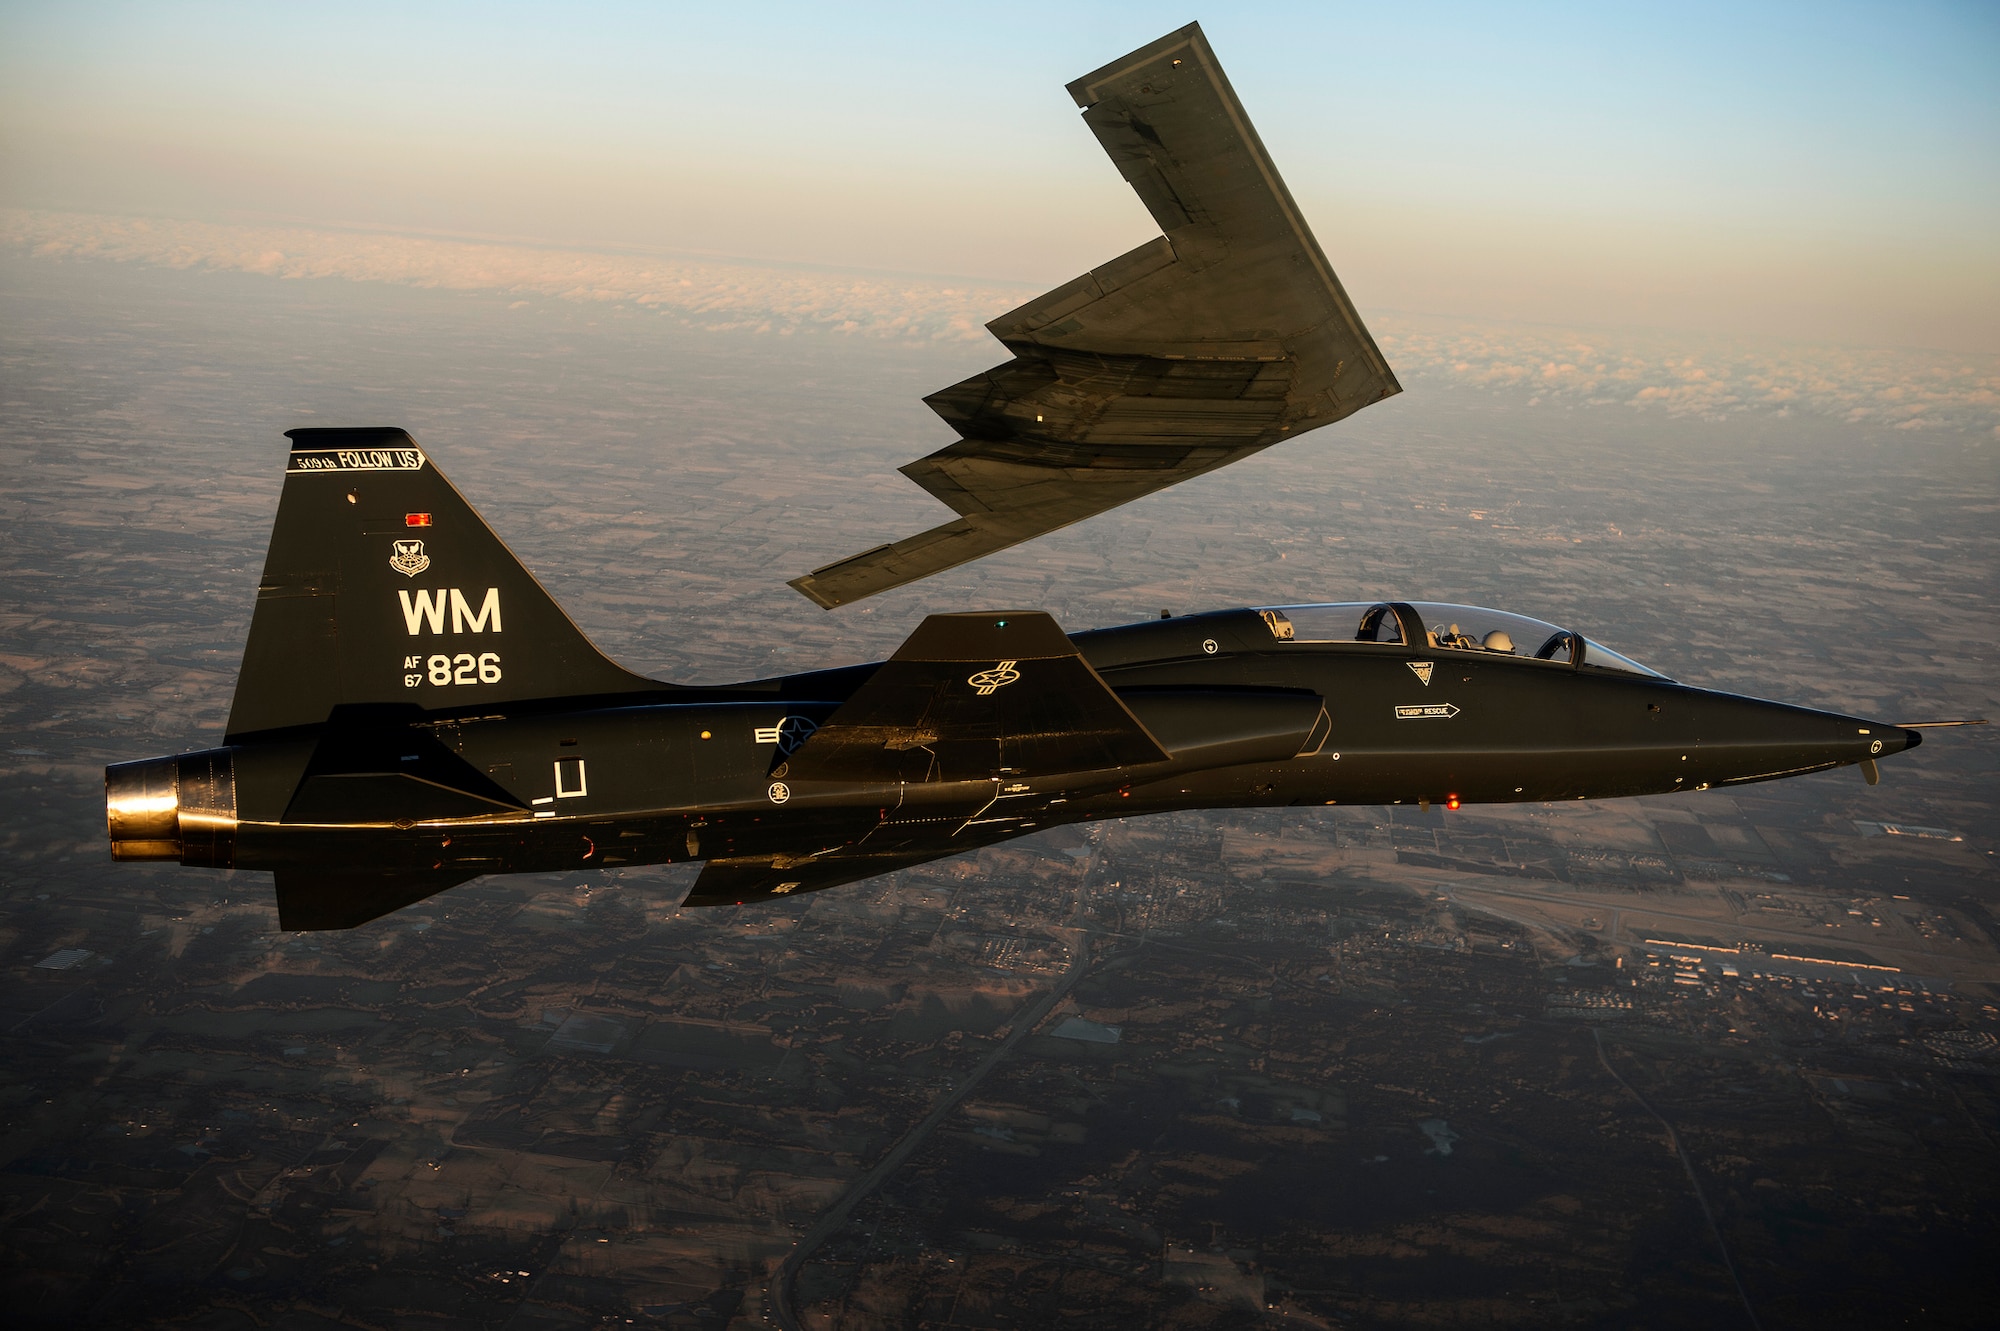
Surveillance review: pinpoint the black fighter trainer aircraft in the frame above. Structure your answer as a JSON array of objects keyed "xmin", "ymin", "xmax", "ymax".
[
  {"xmin": 104, "ymin": 25, "xmax": 1952, "ymax": 928},
  {"xmin": 105, "ymin": 428, "xmax": 1925, "ymax": 929}
]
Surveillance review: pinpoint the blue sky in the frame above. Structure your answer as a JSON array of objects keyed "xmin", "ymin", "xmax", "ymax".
[{"xmin": 3, "ymin": 1, "xmax": 1996, "ymax": 350}]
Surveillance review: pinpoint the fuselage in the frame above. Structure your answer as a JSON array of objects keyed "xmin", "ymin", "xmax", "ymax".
[{"xmin": 107, "ymin": 599, "xmax": 1917, "ymax": 909}]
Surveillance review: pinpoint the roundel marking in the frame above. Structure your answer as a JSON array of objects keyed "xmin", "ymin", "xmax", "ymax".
[
  {"xmin": 767, "ymin": 782, "xmax": 791, "ymax": 805},
  {"xmin": 967, "ymin": 660, "xmax": 1022, "ymax": 695},
  {"xmin": 1869, "ymin": 739, "xmax": 1883, "ymax": 755},
  {"xmin": 754, "ymin": 715, "xmax": 820, "ymax": 755},
  {"xmin": 1202, "ymin": 638, "xmax": 1219, "ymax": 655}
]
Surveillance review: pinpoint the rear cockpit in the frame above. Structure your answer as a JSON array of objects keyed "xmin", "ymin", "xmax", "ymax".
[{"xmin": 1255, "ymin": 601, "xmax": 1668, "ymax": 679}]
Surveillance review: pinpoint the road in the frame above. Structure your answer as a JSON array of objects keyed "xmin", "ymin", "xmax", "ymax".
[
  {"xmin": 763, "ymin": 937, "xmax": 1096, "ymax": 1329},
  {"xmin": 1591, "ymin": 1026, "xmax": 1762, "ymax": 1331}
]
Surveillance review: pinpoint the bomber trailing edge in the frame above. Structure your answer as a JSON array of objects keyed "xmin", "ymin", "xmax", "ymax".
[{"xmin": 789, "ymin": 22, "xmax": 1400, "ymax": 609}]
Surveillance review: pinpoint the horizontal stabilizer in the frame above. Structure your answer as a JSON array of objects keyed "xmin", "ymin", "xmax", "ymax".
[
  {"xmin": 782, "ymin": 612, "xmax": 1168, "ymax": 784},
  {"xmin": 282, "ymin": 707, "xmax": 525, "ymax": 823},
  {"xmin": 274, "ymin": 867, "xmax": 478, "ymax": 930},
  {"xmin": 792, "ymin": 22, "xmax": 1398, "ymax": 608}
]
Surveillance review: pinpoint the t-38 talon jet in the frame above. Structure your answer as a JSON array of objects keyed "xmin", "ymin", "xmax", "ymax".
[
  {"xmin": 106, "ymin": 428, "xmax": 1927, "ymax": 930},
  {"xmin": 104, "ymin": 26, "xmax": 1961, "ymax": 928}
]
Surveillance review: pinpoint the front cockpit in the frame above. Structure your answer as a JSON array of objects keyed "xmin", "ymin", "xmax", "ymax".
[{"xmin": 1254, "ymin": 601, "xmax": 1669, "ymax": 679}]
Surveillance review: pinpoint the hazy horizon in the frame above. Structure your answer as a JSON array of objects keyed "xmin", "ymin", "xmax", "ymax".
[{"xmin": 3, "ymin": 2, "xmax": 1996, "ymax": 354}]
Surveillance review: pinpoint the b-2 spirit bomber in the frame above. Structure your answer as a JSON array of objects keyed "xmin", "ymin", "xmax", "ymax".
[{"xmin": 105, "ymin": 26, "xmax": 1935, "ymax": 929}]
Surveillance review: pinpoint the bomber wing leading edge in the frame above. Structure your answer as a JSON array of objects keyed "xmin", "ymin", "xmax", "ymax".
[{"xmin": 789, "ymin": 22, "xmax": 1400, "ymax": 609}]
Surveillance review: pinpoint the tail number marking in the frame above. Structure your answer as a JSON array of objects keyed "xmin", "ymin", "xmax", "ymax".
[
  {"xmin": 398, "ymin": 588, "xmax": 503, "ymax": 635},
  {"xmin": 406, "ymin": 652, "xmax": 502, "ymax": 688}
]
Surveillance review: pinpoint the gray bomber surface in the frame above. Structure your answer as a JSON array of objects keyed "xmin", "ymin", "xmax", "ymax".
[{"xmin": 790, "ymin": 23, "xmax": 1399, "ymax": 609}]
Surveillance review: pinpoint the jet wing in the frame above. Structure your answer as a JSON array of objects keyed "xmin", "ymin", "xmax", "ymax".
[
  {"xmin": 680, "ymin": 849, "xmax": 948, "ymax": 909},
  {"xmin": 790, "ymin": 21, "xmax": 1399, "ymax": 608},
  {"xmin": 781, "ymin": 611, "xmax": 1168, "ymax": 784},
  {"xmin": 274, "ymin": 867, "xmax": 480, "ymax": 931}
]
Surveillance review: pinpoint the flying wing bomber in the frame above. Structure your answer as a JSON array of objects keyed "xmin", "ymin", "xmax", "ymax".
[
  {"xmin": 789, "ymin": 22, "xmax": 1400, "ymax": 609},
  {"xmin": 107, "ymin": 429, "xmax": 1933, "ymax": 929},
  {"xmin": 104, "ymin": 28, "xmax": 1967, "ymax": 928}
]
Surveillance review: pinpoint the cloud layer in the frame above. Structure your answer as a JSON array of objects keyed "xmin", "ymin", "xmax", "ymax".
[
  {"xmin": 8, "ymin": 209, "xmax": 1996, "ymax": 437},
  {"xmin": 1379, "ymin": 319, "xmax": 2000, "ymax": 437},
  {"xmin": 3, "ymin": 209, "xmax": 1028, "ymax": 343}
]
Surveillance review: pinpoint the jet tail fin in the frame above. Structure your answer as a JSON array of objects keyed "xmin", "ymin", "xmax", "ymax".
[{"xmin": 226, "ymin": 428, "xmax": 662, "ymax": 740}]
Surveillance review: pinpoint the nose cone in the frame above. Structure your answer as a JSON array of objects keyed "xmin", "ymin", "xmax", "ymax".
[{"xmin": 1681, "ymin": 691, "xmax": 1921, "ymax": 789}]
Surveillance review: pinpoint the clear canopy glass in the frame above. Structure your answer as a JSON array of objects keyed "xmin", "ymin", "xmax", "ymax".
[{"xmin": 1252, "ymin": 601, "xmax": 1667, "ymax": 678}]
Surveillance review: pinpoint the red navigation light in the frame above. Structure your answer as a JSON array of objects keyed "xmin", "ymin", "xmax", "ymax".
[
  {"xmin": 405, "ymin": 513, "xmax": 432, "ymax": 527},
  {"xmin": 1445, "ymin": 794, "xmax": 1461, "ymax": 811}
]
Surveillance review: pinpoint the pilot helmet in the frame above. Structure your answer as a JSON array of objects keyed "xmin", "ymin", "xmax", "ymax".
[{"xmin": 1483, "ymin": 630, "xmax": 1516, "ymax": 653}]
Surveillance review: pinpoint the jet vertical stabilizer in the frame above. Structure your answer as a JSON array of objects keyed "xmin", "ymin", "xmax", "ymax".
[{"xmin": 227, "ymin": 427, "xmax": 662, "ymax": 739}]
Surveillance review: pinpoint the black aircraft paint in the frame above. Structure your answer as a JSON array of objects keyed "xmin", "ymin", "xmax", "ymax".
[{"xmin": 106, "ymin": 429, "xmax": 1921, "ymax": 930}]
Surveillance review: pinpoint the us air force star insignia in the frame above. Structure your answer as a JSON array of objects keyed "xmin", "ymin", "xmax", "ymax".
[
  {"xmin": 766, "ymin": 782, "xmax": 791, "ymax": 804},
  {"xmin": 753, "ymin": 716, "xmax": 819, "ymax": 754},
  {"xmin": 967, "ymin": 660, "xmax": 1021, "ymax": 696},
  {"xmin": 1408, "ymin": 661, "xmax": 1434, "ymax": 686},
  {"xmin": 389, "ymin": 539, "xmax": 430, "ymax": 578}
]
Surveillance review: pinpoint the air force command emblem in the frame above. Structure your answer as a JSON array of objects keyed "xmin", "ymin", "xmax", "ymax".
[
  {"xmin": 967, "ymin": 660, "xmax": 1021, "ymax": 696},
  {"xmin": 389, "ymin": 539, "xmax": 430, "ymax": 578}
]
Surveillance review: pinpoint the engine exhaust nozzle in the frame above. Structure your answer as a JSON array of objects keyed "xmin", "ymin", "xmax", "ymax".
[{"xmin": 105, "ymin": 750, "xmax": 237, "ymax": 867}]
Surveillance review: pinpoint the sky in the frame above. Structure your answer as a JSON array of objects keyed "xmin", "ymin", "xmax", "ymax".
[{"xmin": 2, "ymin": 1, "xmax": 1997, "ymax": 353}]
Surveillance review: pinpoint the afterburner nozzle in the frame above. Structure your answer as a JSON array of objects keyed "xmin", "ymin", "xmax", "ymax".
[{"xmin": 105, "ymin": 750, "xmax": 237, "ymax": 867}]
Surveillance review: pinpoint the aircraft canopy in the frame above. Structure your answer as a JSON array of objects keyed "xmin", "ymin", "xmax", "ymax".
[{"xmin": 1253, "ymin": 601, "xmax": 1668, "ymax": 679}]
